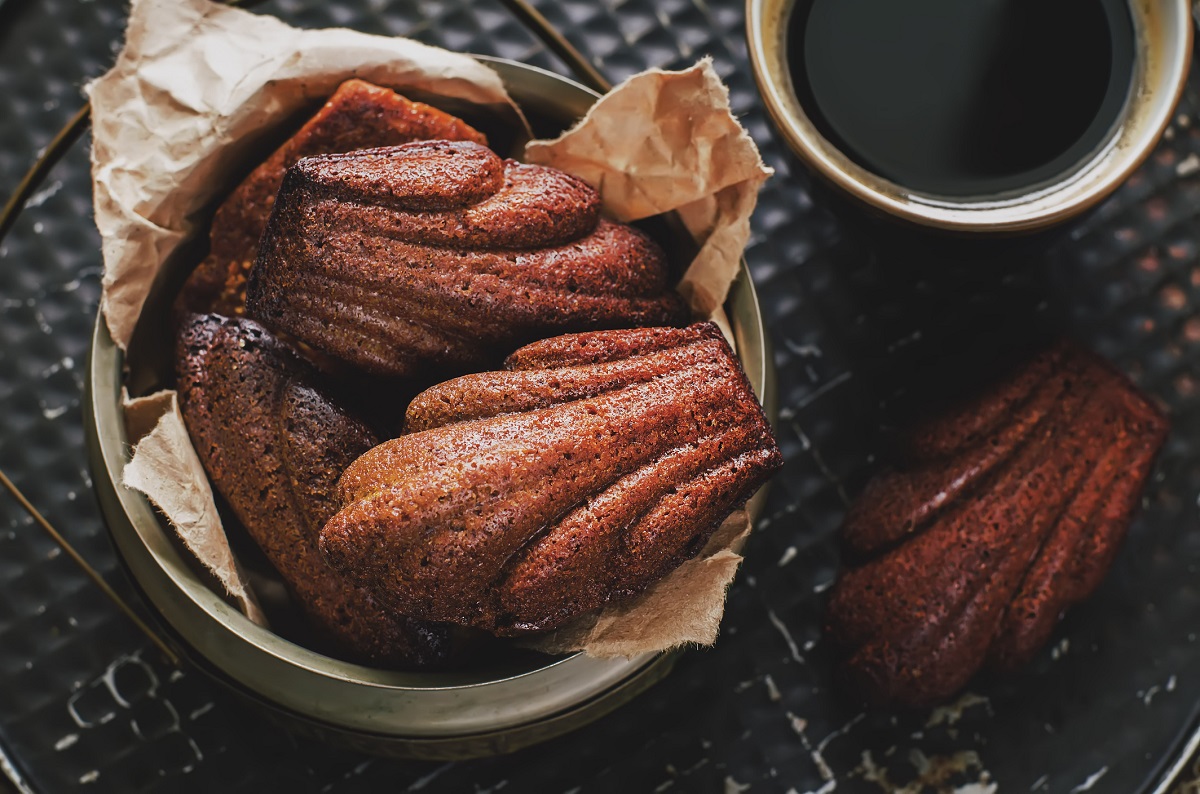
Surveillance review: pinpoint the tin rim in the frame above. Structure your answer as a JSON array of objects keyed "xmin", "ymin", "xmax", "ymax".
[{"xmin": 85, "ymin": 56, "xmax": 774, "ymax": 747}]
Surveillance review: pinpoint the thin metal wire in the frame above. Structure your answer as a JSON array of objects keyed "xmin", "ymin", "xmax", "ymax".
[
  {"xmin": 0, "ymin": 470, "xmax": 182, "ymax": 667},
  {"xmin": 496, "ymin": 0, "xmax": 613, "ymax": 93},
  {"xmin": 0, "ymin": 0, "xmax": 264, "ymax": 246},
  {"xmin": 0, "ymin": 102, "xmax": 185, "ymax": 666},
  {"xmin": 0, "ymin": 104, "xmax": 90, "ymax": 245}
]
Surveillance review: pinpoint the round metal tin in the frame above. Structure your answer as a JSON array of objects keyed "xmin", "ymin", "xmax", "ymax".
[{"xmin": 85, "ymin": 57, "xmax": 775, "ymax": 758}]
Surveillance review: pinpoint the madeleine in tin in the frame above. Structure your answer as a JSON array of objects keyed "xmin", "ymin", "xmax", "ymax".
[{"xmin": 92, "ymin": 0, "xmax": 775, "ymax": 682}]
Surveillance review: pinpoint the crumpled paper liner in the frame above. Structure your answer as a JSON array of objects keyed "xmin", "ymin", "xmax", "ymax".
[
  {"xmin": 97, "ymin": 0, "xmax": 772, "ymax": 659},
  {"xmin": 525, "ymin": 59, "xmax": 772, "ymax": 317},
  {"xmin": 121, "ymin": 390, "xmax": 267, "ymax": 626}
]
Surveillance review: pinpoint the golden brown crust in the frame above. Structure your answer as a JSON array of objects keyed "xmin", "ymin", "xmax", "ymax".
[
  {"xmin": 245, "ymin": 140, "xmax": 688, "ymax": 378},
  {"xmin": 177, "ymin": 79, "xmax": 487, "ymax": 317},
  {"xmin": 319, "ymin": 323, "xmax": 781, "ymax": 635},
  {"xmin": 826, "ymin": 342, "xmax": 1168, "ymax": 707},
  {"xmin": 175, "ymin": 314, "xmax": 458, "ymax": 668}
]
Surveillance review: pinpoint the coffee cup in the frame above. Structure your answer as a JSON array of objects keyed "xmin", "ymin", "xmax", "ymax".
[{"xmin": 747, "ymin": 0, "xmax": 1193, "ymax": 233}]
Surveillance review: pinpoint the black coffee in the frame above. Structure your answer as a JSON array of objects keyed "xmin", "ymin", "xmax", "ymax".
[{"xmin": 788, "ymin": 0, "xmax": 1136, "ymax": 197}]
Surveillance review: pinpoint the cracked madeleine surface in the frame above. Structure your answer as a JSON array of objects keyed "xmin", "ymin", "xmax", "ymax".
[
  {"xmin": 175, "ymin": 314, "xmax": 457, "ymax": 668},
  {"xmin": 246, "ymin": 140, "xmax": 688, "ymax": 378},
  {"xmin": 319, "ymin": 323, "xmax": 781, "ymax": 635},
  {"xmin": 827, "ymin": 341, "xmax": 1168, "ymax": 708},
  {"xmin": 178, "ymin": 79, "xmax": 486, "ymax": 317}
]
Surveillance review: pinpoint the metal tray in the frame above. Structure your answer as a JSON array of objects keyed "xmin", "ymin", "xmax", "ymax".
[{"xmin": 2, "ymin": 0, "xmax": 1200, "ymax": 791}]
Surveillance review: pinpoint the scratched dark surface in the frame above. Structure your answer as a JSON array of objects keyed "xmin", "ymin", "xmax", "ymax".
[{"xmin": 2, "ymin": 1, "xmax": 1200, "ymax": 792}]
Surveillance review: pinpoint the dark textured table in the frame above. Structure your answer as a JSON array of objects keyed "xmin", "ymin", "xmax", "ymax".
[{"xmin": 3, "ymin": 1, "xmax": 1200, "ymax": 792}]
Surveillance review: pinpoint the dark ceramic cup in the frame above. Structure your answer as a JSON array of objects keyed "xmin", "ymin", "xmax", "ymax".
[{"xmin": 747, "ymin": 0, "xmax": 1193, "ymax": 233}]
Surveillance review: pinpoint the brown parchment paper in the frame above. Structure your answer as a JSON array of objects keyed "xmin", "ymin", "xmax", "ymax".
[
  {"xmin": 121, "ymin": 390, "xmax": 268, "ymax": 626},
  {"xmin": 526, "ymin": 58, "xmax": 773, "ymax": 318},
  {"xmin": 98, "ymin": 0, "xmax": 772, "ymax": 659}
]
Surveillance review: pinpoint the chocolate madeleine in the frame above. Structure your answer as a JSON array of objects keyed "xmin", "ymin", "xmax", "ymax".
[
  {"xmin": 827, "ymin": 342, "xmax": 1168, "ymax": 707},
  {"xmin": 175, "ymin": 314, "xmax": 456, "ymax": 667},
  {"xmin": 246, "ymin": 140, "xmax": 688, "ymax": 377},
  {"xmin": 179, "ymin": 79, "xmax": 486, "ymax": 317},
  {"xmin": 318, "ymin": 323, "xmax": 781, "ymax": 635}
]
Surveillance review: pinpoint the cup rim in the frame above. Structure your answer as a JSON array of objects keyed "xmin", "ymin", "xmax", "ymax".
[{"xmin": 746, "ymin": 0, "xmax": 1194, "ymax": 233}]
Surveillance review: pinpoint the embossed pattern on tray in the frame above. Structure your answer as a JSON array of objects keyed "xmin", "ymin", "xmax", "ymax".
[{"xmin": 2, "ymin": 0, "xmax": 1200, "ymax": 791}]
